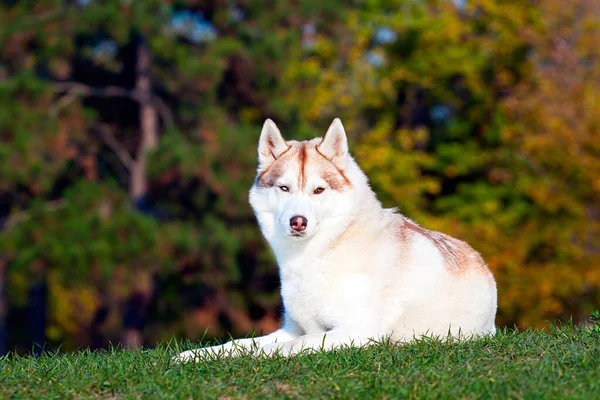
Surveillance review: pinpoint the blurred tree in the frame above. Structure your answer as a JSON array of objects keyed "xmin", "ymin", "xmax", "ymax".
[
  {"xmin": 498, "ymin": 0, "xmax": 600, "ymax": 325},
  {"xmin": 282, "ymin": 0, "xmax": 600, "ymax": 327},
  {"xmin": 0, "ymin": 0, "xmax": 598, "ymax": 353},
  {"xmin": 0, "ymin": 0, "xmax": 351, "ymax": 352}
]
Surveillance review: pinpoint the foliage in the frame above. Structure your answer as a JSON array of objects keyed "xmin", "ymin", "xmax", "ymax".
[
  {"xmin": 589, "ymin": 310, "xmax": 600, "ymax": 337},
  {"xmin": 0, "ymin": 0, "xmax": 599, "ymax": 352},
  {"xmin": 282, "ymin": 0, "xmax": 600, "ymax": 327},
  {"xmin": 2, "ymin": 326, "xmax": 600, "ymax": 399}
]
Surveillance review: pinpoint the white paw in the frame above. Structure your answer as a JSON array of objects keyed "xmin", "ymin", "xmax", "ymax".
[
  {"xmin": 172, "ymin": 349, "xmax": 203, "ymax": 363},
  {"xmin": 259, "ymin": 342, "xmax": 304, "ymax": 357},
  {"xmin": 172, "ymin": 341, "xmax": 255, "ymax": 362}
]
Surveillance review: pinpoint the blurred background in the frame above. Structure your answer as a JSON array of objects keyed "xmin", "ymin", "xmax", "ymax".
[{"xmin": 0, "ymin": 0, "xmax": 599, "ymax": 355}]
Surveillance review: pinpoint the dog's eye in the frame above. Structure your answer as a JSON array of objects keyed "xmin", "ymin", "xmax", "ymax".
[
  {"xmin": 313, "ymin": 187, "xmax": 325, "ymax": 195},
  {"xmin": 278, "ymin": 185, "xmax": 289, "ymax": 192}
]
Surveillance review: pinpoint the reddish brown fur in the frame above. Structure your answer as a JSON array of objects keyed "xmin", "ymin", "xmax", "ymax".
[
  {"xmin": 299, "ymin": 143, "xmax": 308, "ymax": 189},
  {"xmin": 256, "ymin": 144, "xmax": 292, "ymax": 187},
  {"xmin": 401, "ymin": 218, "xmax": 485, "ymax": 274},
  {"xmin": 314, "ymin": 145, "xmax": 352, "ymax": 187},
  {"xmin": 256, "ymin": 140, "xmax": 352, "ymax": 191},
  {"xmin": 257, "ymin": 161, "xmax": 283, "ymax": 188}
]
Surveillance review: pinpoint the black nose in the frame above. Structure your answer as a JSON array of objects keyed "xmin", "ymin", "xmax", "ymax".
[{"xmin": 290, "ymin": 216, "xmax": 308, "ymax": 232}]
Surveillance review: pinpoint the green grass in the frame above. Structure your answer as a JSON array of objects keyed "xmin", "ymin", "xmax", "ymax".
[{"xmin": 2, "ymin": 324, "xmax": 599, "ymax": 399}]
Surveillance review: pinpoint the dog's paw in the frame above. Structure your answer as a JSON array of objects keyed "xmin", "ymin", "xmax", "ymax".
[
  {"xmin": 172, "ymin": 349, "xmax": 206, "ymax": 363},
  {"xmin": 172, "ymin": 343, "xmax": 251, "ymax": 362},
  {"xmin": 258, "ymin": 342, "xmax": 302, "ymax": 357}
]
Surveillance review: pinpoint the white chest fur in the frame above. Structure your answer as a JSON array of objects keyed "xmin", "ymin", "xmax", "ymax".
[{"xmin": 279, "ymin": 257, "xmax": 376, "ymax": 334}]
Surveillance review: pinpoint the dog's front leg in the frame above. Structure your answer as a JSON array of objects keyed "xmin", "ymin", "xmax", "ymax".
[
  {"xmin": 259, "ymin": 330, "xmax": 382, "ymax": 357},
  {"xmin": 174, "ymin": 328, "xmax": 297, "ymax": 362}
]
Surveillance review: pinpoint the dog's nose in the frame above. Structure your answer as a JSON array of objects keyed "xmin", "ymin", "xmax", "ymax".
[{"xmin": 290, "ymin": 216, "xmax": 308, "ymax": 232}]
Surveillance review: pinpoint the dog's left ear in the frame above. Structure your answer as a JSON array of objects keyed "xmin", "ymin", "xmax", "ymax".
[{"xmin": 318, "ymin": 118, "xmax": 349, "ymax": 170}]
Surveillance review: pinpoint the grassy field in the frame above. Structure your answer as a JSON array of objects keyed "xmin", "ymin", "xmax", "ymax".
[{"xmin": 2, "ymin": 321, "xmax": 599, "ymax": 399}]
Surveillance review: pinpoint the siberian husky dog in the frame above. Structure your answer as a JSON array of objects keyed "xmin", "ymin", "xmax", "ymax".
[{"xmin": 175, "ymin": 118, "xmax": 497, "ymax": 361}]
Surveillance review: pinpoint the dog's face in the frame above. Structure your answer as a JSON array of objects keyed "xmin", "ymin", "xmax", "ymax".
[{"xmin": 249, "ymin": 119, "xmax": 355, "ymax": 243}]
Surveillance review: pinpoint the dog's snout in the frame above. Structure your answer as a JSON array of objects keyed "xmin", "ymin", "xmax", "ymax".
[{"xmin": 290, "ymin": 216, "xmax": 308, "ymax": 232}]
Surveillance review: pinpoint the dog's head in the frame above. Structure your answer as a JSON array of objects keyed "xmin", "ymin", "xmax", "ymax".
[{"xmin": 249, "ymin": 119, "xmax": 359, "ymax": 243}]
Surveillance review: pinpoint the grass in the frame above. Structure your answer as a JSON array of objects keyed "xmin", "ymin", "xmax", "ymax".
[{"xmin": 1, "ymin": 322, "xmax": 599, "ymax": 399}]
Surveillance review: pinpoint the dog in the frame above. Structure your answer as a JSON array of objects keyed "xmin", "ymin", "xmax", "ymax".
[{"xmin": 175, "ymin": 118, "xmax": 497, "ymax": 361}]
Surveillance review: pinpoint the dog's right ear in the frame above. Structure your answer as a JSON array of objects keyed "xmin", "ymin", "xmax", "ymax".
[{"xmin": 258, "ymin": 119, "xmax": 289, "ymax": 169}]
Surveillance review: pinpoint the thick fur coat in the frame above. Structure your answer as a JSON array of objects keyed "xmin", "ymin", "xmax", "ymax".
[{"xmin": 176, "ymin": 119, "xmax": 497, "ymax": 361}]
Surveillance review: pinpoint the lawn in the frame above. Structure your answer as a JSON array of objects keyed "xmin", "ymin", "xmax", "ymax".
[{"xmin": 2, "ymin": 322, "xmax": 599, "ymax": 399}]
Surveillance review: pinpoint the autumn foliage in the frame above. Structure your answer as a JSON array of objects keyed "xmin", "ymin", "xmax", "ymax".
[{"xmin": 0, "ymin": 0, "xmax": 598, "ymax": 353}]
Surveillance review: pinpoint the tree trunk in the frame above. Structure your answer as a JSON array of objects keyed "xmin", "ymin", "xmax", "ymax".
[
  {"xmin": 27, "ymin": 280, "xmax": 47, "ymax": 356},
  {"xmin": 130, "ymin": 38, "xmax": 158, "ymax": 207},
  {"xmin": 122, "ymin": 37, "xmax": 157, "ymax": 351}
]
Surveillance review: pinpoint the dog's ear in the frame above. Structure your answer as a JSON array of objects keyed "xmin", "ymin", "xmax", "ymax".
[
  {"xmin": 258, "ymin": 119, "xmax": 289, "ymax": 169},
  {"xmin": 318, "ymin": 118, "xmax": 349, "ymax": 170}
]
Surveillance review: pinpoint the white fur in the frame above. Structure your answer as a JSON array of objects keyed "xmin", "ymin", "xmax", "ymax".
[{"xmin": 175, "ymin": 119, "xmax": 497, "ymax": 361}]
